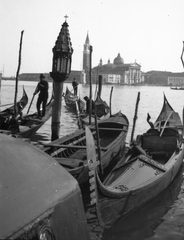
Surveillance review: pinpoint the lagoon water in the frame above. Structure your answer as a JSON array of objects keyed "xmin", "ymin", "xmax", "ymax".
[{"xmin": 1, "ymin": 80, "xmax": 184, "ymax": 239}]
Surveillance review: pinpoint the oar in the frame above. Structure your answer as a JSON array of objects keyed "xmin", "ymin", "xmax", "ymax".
[
  {"xmin": 130, "ymin": 92, "xmax": 140, "ymax": 143},
  {"xmin": 159, "ymin": 111, "xmax": 173, "ymax": 137},
  {"xmin": 75, "ymin": 100, "xmax": 82, "ymax": 129},
  {"xmin": 26, "ymin": 93, "xmax": 35, "ymax": 114},
  {"xmin": 109, "ymin": 86, "xmax": 113, "ymax": 116}
]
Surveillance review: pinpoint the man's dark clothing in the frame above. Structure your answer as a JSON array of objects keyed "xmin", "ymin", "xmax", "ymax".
[
  {"xmin": 72, "ymin": 79, "xmax": 78, "ymax": 95},
  {"xmin": 86, "ymin": 99, "xmax": 95, "ymax": 114},
  {"xmin": 35, "ymin": 80, "xmax": 49, "ymax": 118}
]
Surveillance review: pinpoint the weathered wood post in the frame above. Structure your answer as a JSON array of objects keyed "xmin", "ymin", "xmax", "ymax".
[
  {"xmin": 14, "ymin": 30, "xmax": 24, "ymax": 117},
  {"xmin": 50, "ymin": 17, "xmax": 73, "ymax": 141}
]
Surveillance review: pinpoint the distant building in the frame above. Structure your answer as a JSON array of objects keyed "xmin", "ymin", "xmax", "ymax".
[
  {"xmin": 144, "ymin": 71, "xmax": 184, "ymax": 86},
  {"xmin": 18, "ymin": 35, "xmax": 184, "ymax": 86},
  {"xmin": 65, "ymin": 70, "xmax": 83, "ymax": 83},
  {"xmin": 82, "ymin": 33, "xmax": 144, "ymax": 85},
  {"xmin": 19, "ymin": 71, "xmax": 82, "ymax": 83},
  {"xmin": 92, "ymin": 55, "xmax": 144, "ymax": 85},
  {"xmin": 168, "ymin": 76, "xmax": 184, "ymax": 86},
  {"xmin": 19, "ymin": 73, "xmax": 52, "ymax": 81}
]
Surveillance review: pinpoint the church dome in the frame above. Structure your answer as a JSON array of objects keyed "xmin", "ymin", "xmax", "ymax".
[{"xmin": 113, "ymin": 53, "xmax": 124, "ymax": 65}]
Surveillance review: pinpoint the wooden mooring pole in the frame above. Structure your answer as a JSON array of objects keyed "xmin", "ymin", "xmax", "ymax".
[{"xmin": 51, "ymin": 81, "xmax": 63, "ymax": 140}]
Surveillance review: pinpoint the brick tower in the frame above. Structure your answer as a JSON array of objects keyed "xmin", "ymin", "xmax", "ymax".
[{"xmin": 83, "ymin": 32, "xmax": 91, "ymax": 83}]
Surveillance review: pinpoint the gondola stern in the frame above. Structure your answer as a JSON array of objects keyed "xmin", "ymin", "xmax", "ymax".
[{"xmin": 86, "ymin": 126, "xmax": 106, "ymax": 228}]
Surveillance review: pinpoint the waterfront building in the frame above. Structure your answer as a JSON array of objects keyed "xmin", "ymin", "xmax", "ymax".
[
  {"xmin": 17, "ymin": 35, "xmax": 184, "ymax": 86},
  {"xmin": 144, "ymin": 71, "xmax": 184, "ymax": 86},
  {"xmin": 82, "ymin": 33, "xmax": 144, "ymax": 85},
  {"xmin": 168, "ymin": 76, "xmax": 184, "ymax": 86},
  {"xmin": 19, "ymin": 71, "xmax": 82, "ymax": 83},
  {"xmin": 91, "ymin": 55, "xmax": 144, "ymax": 85}
]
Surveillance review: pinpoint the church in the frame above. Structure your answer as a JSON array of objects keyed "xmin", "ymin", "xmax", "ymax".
[
  {"xmin": 82, "ymin": 33, "xmax": 144, "ymax": 85},
  {"xmin": 18, "ymin": 33, "xmax": 144, "ymax": 85}
]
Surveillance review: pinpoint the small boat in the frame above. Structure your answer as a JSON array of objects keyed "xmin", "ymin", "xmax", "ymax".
[
  {"xmin": 0, "ymin": 86, "xmax": 28, "ymax": 117},
  {"xmin": 64, "ymin": 87, "xmax": 85, "ymax": 113},
  {"xmin": 94, "ymin": 95, "xmax": 110, "ymax": 118},
  {"xmin": 0, "ymin": 133, "xmax": 90, "ymax": 240},
  {"xmin": 42, "ymin": 111, "xmax": 129, "ymax": 185},
  {"xmin": 81, "ymin": 95, "xmax": 110, "ymax": 126},
  {"xmin": 17, "ymin": 94, "xmax": 54, "ymax": 138},
  {"xmin": 80, "ymin": 77, "xmax": 111, "ymax": 127},
  {"xmin": 154, "ymin": 94, "xmax": 183, "ymax": 130},
  {"xmin": 171, "ymin": 86, "xmax": 184, "ymax": 90},
  {"xmin": 0, "ymin": 95, "xmax": 54, "ymax": 139},
  {"xmin": 87, "ymin": 94, "xmax": 184, "ymax": 228}
]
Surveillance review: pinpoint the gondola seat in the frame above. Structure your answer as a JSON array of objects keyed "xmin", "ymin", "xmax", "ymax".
[{"xmin": 141, "ymin": 134, "xmax": 177, "ymax": 157}]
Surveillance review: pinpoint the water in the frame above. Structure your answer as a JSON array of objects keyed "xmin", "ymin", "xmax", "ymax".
[{"xmin": 1, "ymin": 80, "xmax": 184, "ymax": 239}]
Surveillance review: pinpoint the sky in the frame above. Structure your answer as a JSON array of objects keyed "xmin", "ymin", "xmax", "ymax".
[{"xmin": 1, "ymin": 0, "xmax": 184, "ymax": 77}]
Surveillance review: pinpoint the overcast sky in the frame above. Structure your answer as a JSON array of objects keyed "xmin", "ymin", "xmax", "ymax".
[{"xmin": 1, "ymin": 0, "xmax": 184, "ymax": 76}]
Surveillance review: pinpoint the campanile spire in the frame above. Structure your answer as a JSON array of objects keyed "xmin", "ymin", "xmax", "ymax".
[{"xmin": 83, "ymin": 32, "xmax": 91, "ymax": 83}]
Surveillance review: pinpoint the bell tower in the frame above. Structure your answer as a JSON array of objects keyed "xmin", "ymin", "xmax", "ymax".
[{"xmin": 83, "ymin": 32, "xmax": 91, "ymax": 83}]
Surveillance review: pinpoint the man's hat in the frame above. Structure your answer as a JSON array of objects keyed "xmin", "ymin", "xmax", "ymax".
[{"xmin": 40, "ymin": 73, "xmax": 45, "ymax": 79}]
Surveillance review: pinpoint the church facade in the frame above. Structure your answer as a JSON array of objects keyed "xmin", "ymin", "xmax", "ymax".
[{"xmin": 82, "ymin": 33, "xmax": 144, "ymax": 85}]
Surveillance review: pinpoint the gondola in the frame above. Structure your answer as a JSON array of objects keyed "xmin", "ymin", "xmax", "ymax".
[
  {"xmin": 0, "ymin": 94, "xmax": 54, "ymax": 139},
  {"xmin": 153, "ymin": 94, "xmax": 183, "ymax": 130},
  {"xmin": 170, "ymin": 86, "xmax": 184, "ymax": 90},
  {"xmin": 81, "ymin": 95, "xmax": 110, "ymax": 126},
  {"xmin": 0, "ymin": 86, "xmax": 28, "ymax": 117},
  {"xmin": 17, "ymin": 94, "xmax": 54, "ymax": 138},
  {"xmin": 42, "ymin": 111, "xmax": 129, "ymax": 185},
  {"xmin": 87, "ymin": 94, "xmax": 184, "ymax": 228},
  {"xmin": 80, "ymin": 77, "xmax": 110, "ymax": 127},
  {"xmin": 64, "ymin": 87, "xmax": 85, "ymax": 113}
]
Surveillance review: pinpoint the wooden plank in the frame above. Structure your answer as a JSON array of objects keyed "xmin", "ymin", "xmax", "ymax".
[
  {"xmin": 90, "ymin": 127, "xmax": 126, "ymax": 131},
  {"xmin": 54, "ymin": 157, "xmax": 84, "ymax": 168},
  {"xmin": 43, "ymin": 143, "xmax": 107, "ymax": 151},
  {"xmin": 44, "ymin": 130, "xmax": 96, "ymax": 149},
  {"xmin": 52, "ymin": 128, "xmax": 91, "ymax": 145},
  {"xmin": 139, "ymin": 154, "xmax": 167, "ymax": 172},
  {"xmin": 45, "ymin": 133, "xmax": 90, "ymax": 157}
]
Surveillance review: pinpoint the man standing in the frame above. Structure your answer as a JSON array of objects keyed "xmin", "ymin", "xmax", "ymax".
[
  {"xmin": 34, "ymin": 74, "xmax": 49, "ymax": 118},
  {"xmin": 84, "ymin": 96, "xmax": 95, "ymax": 114},
  {"xmin": 72, "ymin": 78, "xmax": 78, "ymax": 95}
]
